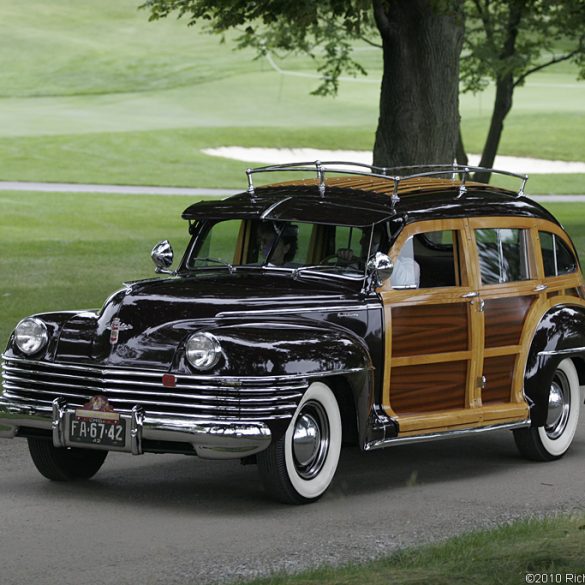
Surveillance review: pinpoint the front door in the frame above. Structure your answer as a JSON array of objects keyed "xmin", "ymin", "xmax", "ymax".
[{"xmin": 379, "ymin": 219, "xmax": 485, "ymax": 436}]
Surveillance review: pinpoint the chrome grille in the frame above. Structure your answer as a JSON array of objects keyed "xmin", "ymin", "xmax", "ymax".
[{"xmin": 1, "ymin": 357, "xmax": 306, "ymax": 421}]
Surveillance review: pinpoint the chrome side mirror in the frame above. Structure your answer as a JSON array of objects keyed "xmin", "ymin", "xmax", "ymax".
[
  {"xmin": 151, "ymin": 240, "xmax": 174, "ymax": 274},
  {"xmin": 367, "ymin": 252, "xmax": 393, "ymax": 287}
]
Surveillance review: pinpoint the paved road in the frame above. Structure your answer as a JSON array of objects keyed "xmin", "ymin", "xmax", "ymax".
[
  {"xmin": 1, "ymin": 180, "xmax": 584, "ymax": 201},
  {"xmin": 0, "ymin": 181, "xmax": 235, "ymax": 197},
  {"xmin": 1, "ymin": 423, "xmax": 584, "ymax": 585}
]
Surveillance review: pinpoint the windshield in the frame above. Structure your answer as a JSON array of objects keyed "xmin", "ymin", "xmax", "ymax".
[{"xmin": 184, "ymin": 219, "xmax": 389, "ymax": 280}]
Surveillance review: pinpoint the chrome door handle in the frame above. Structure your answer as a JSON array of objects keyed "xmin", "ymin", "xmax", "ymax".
[
  {"xmin": 534, "ymin": 284, "xmax": 548, "ymax": 292},
  {"xmin": 462, "ymin": 291, "xmax": 479, "ymax": 298}
]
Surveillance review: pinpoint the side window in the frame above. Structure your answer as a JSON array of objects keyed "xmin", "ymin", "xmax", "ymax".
[
  {"xmin": 540, "ymin": 232, "xmax": 577, "ymax": 277},
  {"xmin": 391, "ymin": 237, "xmax": 419, "ymax": 289},
  {"xmin": 391, "ymin": 229, "xmax": 459, "ymax": 289},
  {"xmin": 475, "ymin": 228, "xmax": 531, "ymax": 285}
]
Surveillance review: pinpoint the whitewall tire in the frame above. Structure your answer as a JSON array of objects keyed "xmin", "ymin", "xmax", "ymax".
[
  {"xmin": 257, "ymin": 381, "xmax": 342, "ymax": 504},
  {"xmin": 514, "ymin": 358, "xmax": 581, "ymax": 461}
]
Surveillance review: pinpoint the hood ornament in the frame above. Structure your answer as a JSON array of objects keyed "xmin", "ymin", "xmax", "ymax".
[{"xmin": 107, "ymin": 318, "xmax": 133, "ymax": 344}]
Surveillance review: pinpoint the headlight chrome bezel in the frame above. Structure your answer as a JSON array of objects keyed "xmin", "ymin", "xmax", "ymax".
[
  {"xmin": 185, "ymin": 332, "xmax": 222, "ymax": 370},
  {"xmin": 14, "ymin": 317, "xmax": 49, "ymax": 356}
]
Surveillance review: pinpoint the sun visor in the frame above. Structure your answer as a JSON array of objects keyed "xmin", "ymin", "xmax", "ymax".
[{"xmin": 182, "ymin": 186, "xmax": 395, "ymax": 227}]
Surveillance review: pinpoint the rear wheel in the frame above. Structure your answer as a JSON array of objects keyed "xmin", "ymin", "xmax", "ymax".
[
  {"xmin": 28, "ymin": 438, "xmax": 108, "ymax": 481},
  {"xmin": 514, "ymin": 358, "xmax": 581, "ymax": 461},
  {"xmin": 257, "ymin": 381, "xmax": 342, "ymax": 504}
]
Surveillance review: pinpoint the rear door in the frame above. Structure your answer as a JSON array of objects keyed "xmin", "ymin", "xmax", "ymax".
[{"xmin": 468, "ymin": 218, "xmax": 543, "ymax": 424}]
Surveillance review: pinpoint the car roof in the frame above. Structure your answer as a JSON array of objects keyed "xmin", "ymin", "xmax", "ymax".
[{"xmin": 182, "ymin": 176, "xmax": 560, "ymax": 228}]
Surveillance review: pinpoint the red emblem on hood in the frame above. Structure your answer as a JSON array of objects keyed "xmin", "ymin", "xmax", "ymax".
[
  {"xmin": 109, "ymin": 318, "xmax": 121, "ymax": 344},
  {"xmin": 162, "ymin": 374, "xmax": 177, "ymax": 388},
  {"xmin": 108, "ymin": 318, "xmax": 132, "ymax": 345}
]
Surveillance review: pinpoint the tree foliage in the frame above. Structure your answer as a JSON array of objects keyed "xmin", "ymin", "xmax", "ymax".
[
  {"xmin": 462, "ymin": 0, "xmax": 585, "ymax": 94},
  {"xmin": 142, "ymin": 0, "xmax": 377, "ymax": 97},
  {"xmin": 460, "ymin": 0, "xmax": 585, "ymax": 179},
  {"xmin": 141, "ymin": 0, "xmax": 584, "ymax": 173}
]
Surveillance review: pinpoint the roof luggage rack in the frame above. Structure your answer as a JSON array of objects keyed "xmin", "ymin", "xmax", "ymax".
[{"xmin": 244, "ymin": 161, "xmax": 529, "ymax": 207}]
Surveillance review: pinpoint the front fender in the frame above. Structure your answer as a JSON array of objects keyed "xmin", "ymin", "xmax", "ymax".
[
  {"xmin": 193, "ymin": 321, "xmax": 376, "ymax": 446},
  {"xmin": 3, "ymin": 310, "xmax": 97, "ymax": 360},
  {"xmin": 525, "ymin": 304, "xmax": 585, "ymax": 427},
  {"xmin": 198, "ymin": 321, "xmax": 373, "ymax": 378}
]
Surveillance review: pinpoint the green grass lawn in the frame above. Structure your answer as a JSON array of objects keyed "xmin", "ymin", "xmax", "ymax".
[
  {"xmin": 0, "ymin": 191, "xmax": 192, "ymax": 345},
  {"xmin": 240, "ymin": 514, "xmax": 585, "ymax": 585},
  {"xmin": 0, "ymin": 0, "xmax": 583, "ymax": 193}
]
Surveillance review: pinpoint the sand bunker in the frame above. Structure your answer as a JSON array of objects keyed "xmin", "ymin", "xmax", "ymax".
[{"xmin": 202, "ymin": 147, "xmax": 585, "ymax": 175}]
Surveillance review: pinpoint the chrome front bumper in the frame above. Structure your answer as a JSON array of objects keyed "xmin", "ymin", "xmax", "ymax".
[{"xmin": 0, "ymin": 395, "xmax": 272, "ymax": 460}]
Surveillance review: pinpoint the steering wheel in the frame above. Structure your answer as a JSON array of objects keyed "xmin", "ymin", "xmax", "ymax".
[
  {"xmin": 320, "ymin": 254, "xmax": 358, "ymax": 267},
  {"xmin": 319, "ymin": 254, "xmax": 342, "ymax": 266}
]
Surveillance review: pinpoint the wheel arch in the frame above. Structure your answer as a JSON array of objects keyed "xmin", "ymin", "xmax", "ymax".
[
  {"xmin": 205, "ymin": 321, "xmax": 377, "ymax": 446},
  {"xmin": 524, "ymin": 302, "xmax": 585, "ymax": 427},
  {"xmin": 322, "ymin": 375, "xmax": 361, "ymax": 447},
  {"xmin": 570, "ymin": 355, "xmax": 585, "ymax": 387}
]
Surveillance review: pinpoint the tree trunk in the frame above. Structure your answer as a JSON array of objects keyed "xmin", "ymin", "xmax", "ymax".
[
  {"xmin": 474, "ymin": 74, "xmax": 514, "ymax": 183},
  {"xmin": 474, "ymin": 0, "xmax": 526, "ymax": 183},
  {"xmin": 456, "ymin": 125, "xmax": 468, "ymax": 166},
  {"xmin": 373, "ymin": 0, "xmax": 464, "ymax": 169}
]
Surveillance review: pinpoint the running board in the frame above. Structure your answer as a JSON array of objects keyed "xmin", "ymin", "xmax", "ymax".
[{"xmin": 364, "ymin": 420, "xmax": 530, "ymax": 451}]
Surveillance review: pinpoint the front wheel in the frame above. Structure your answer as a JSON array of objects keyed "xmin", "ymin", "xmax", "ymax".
[
  {"xmin": 28, "ymin": 438, "xmax": 108, "ymax": 481},
  {"xmin": 514, "ymin": 358, "xmax": 581, "ymax": 461},
  {"xmin": 257, "ymin": 381, "xmax": 342, "ymax": 504}
]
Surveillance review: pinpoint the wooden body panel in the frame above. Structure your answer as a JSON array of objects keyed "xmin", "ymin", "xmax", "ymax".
[
  {"xmin": 483, "ymin": 296, "xmax": 535, "ymax": 348},
  {"xmin": 391, "ymin": 303, "xmax": 468, "ymax": 357},
  {"xmin": 482, "ymin": 355, "xmax": 517, "ymax": 404},
  {"xmin": 381, "ymin": 219, "xmax": 480, "ymax": 427},
  {"xmin": 390, "ymin": 360, "xmax": 467, "ymax": 414}
]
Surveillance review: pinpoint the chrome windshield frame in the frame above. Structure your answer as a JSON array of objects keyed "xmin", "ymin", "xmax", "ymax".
[{"xmin": 180, "ymin": 219, "xmax": 377, "ymax": 283}]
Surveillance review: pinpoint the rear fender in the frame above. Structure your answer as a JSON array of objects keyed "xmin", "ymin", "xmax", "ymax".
[{"xmin": 525, "ymin": 304, "xmax": 585, "ymax": 427}]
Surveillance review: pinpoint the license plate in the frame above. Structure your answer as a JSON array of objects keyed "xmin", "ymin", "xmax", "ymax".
[
  {"xmin": 69, "ymin": 396, "xmax": 126, "ymax": 447},
  {"xmin": 69, "ymin": 416, "xmax": 126, "ymax": 447}
]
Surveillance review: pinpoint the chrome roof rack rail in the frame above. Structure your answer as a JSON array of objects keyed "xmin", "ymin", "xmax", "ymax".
[{"xmin": 244, "ymin": 161, "xmax": 529, "ymax": 206}]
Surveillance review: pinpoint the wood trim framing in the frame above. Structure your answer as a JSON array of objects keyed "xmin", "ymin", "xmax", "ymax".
[{"xmin": 379, "ymin": 216, "xmax": 585, "ymax": 438}]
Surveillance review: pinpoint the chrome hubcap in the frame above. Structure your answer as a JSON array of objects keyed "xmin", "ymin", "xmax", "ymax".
[
  {"xmin": 545, "ymin": 371, "xmax": 571, "ymax": 440},
  {"xmin": 292, "ymin": 401, "xmax": 329, "ymax": 479}
]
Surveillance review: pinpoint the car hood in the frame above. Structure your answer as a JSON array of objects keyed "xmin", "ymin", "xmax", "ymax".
[{"xmin": 55, "ymin": 272, "xmax": 363, "ymax": 369}]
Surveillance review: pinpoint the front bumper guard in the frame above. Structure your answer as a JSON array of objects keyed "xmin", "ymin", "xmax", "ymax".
[{"xmin": 0, "ymin": 396, "xmax": 272, "ymax": 460}]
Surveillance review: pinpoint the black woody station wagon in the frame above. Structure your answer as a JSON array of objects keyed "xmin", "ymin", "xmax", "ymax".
[{"xmin": 1, "ymin": 162, "xmax": 584, "ymax": 504}]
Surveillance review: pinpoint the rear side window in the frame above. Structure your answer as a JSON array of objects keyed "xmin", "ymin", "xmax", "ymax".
[
  {"xmin": 475, "ymin": 228, "xmax": 531, "ymax": 285},
  {"xmin": 540, "ymin": 232, "xmax": 577, "ymax": 277}
]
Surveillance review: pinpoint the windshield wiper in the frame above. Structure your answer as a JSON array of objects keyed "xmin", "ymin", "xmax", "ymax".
[
  {"xmin": 293, "ymin": 264, "xmax": 364, "ymax": 281},
  {"xmin": 188, "ymin": 257, "xmax": 235, "ymax": 273}
]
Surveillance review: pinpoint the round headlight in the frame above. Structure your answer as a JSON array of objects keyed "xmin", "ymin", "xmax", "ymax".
[
  {"xmin": 14, "ymin": 318, "xmax": 49, "ymax": 355},
  {"xmin": 185, "ymin": 332, "xmax": 221, "ymax": 370}
]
